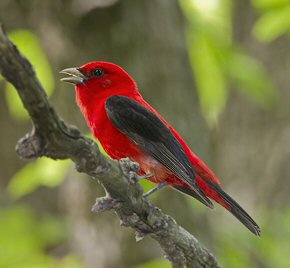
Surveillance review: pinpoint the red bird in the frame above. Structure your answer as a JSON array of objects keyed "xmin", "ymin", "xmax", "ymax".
[{"xmin": 61, "ymin": 61, "xmax": 260, "ymax": 236}]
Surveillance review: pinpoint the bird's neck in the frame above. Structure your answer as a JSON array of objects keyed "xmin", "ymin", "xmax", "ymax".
[{"xmin": 75, "ymin": 84, "xmax": 143, "ymax": 132}]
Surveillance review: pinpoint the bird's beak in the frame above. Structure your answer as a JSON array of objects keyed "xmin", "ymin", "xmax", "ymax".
[{"xmin": 60, "ymin": 67, "xmax": 86, "ymax": 84}]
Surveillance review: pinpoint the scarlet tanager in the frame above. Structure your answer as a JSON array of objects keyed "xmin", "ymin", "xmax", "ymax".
[{"xmin": 60, "ymin": 61, "xmax": 260, "ymax": 236}]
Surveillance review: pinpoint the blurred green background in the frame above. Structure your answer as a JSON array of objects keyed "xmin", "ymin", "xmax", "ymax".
[{"xmin": 0, "ymin": 0, "xmax": 290, "ymax": 267}]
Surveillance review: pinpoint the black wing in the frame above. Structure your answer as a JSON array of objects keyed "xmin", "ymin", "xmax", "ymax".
[{"xmin": 105, "ymin": 95, "xmax": 213, "ymax": 208}]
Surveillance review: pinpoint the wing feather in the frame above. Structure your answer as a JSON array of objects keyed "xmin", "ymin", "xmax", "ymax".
[{"xmin": 105, "ymin": 95, "xmax": 213, "ymax": 208}]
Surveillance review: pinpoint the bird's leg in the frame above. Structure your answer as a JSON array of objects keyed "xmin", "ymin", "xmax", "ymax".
[
  {"xmin": 138, "ymin": 173, "xmax": 152, "ymax": 180},
  {"xmin": 143, "ymin": 181, "xmax": 168, "ymax": 198}
]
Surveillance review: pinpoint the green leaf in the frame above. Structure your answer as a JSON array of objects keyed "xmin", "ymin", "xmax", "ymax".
[
  {"xmin": 38, "ymin": 215, "xmax": 67, "ymax": 247},
  {"xmin": 0, "ymin": 207, "xmax": 43, "ymax": 265},
  {"xmin": 253, "ymin": 5, "xmax": 290, "ymax": 42},
  {"xmin": 180, "ymin": 0, "xmax": 231, "ymax": 127},
  {"xmin": 282, "ymin": 208, "xmax": 290, "ymax": 235},
  {"xmin": 5, "ymin": 29, "xmax": 54, "ymax": 121},
  {"xmin": 8, "ymin": 158, "xmax": 71, "ymax": 199},
  {"xmin": 54, "ymin": 255, "xmax": 83, "ymax": 268},
  {"xmin": 0, "ymin": 206, "xmax": 82, "ymax": 268},
  {"xmin": 252, "ymin": 0, "xmax": 289, "ymax": 10},
  {"xmin": 226, "ymin": 51, "xmax": 278, "ymax": 107},
  {"xmin": 134, "ymin": 259, "xmax": 170, "ymax": 268},
  {"xmin": 218, "ymin": 239, "xmax": 253, "ymax": 268},
  {"xmin": 188, "ymin": 32, "xmax": 228, "ymax": 127}
]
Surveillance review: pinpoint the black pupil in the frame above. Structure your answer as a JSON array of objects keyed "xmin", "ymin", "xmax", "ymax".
[{"xmin": 94, "ymin": 68, "xmax": 104, "ymax": 77}]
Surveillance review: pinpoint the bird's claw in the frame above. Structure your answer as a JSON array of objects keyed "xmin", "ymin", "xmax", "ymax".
[
  {"xmin": 143, "ymin": 197, "xmax": 155, "ymax": 207},
  {"xmin": 143, "ymin": 181, "xmax": 168, "ymax": 198},
  {"xmin": 138, "ymin": 173, "xmax": 152, "ymax": 180}
]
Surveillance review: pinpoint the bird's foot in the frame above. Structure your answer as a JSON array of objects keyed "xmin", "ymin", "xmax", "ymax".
[
  {"xmin": 138, "ymin": 173, "xmax": 153, "ymax": 180},
  {"xmin": 143, "ymin": 198, "xmax": 155, "ymax": 207},
  {"xmin": 143, "ymin": 181, "xmax": 168, "ymax": 198}
]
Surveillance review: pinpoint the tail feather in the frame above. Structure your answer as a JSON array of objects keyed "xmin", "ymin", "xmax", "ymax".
[
  {"xmin": 172, "ymin": 182, "xmax": 261, "ymax": 236},
  {"xmin": 206, "ymin": 180, "xmax": 261, "ymax": 236},
  {"xmin": 173, "ymin": 184, "xmax": 214, "ymax": 209}
]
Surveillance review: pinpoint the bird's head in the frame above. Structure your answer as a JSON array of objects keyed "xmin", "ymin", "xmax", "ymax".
[
  {"xmin": 60, "ymin": 61, "xmax": 140, "ymax": 124},
  {"xmin": 60, "ymin": 61, "xmax": 139, "ymax": 105}
]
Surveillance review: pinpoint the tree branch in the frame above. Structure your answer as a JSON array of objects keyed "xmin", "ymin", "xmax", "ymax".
[{"xmin": 0, "ymin": 25, "xmax": 220, "ymax": 268}]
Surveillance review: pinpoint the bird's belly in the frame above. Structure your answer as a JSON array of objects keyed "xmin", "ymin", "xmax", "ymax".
[
  {"xmin": 133, "ymin": 154, "xmax": 171, "ymax": 184},
  {"xmin": 99, "ymin": 130, "xmax": 137, "ymax": 159},
  {"xmin": 103, "ymin": 137, "xmax": 167, "ymax": 180},
  {"xmin": 93, "ymin": 117, "xmax": 182, "ymax": 185}
]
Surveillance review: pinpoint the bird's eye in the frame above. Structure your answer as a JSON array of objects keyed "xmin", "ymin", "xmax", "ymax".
[{"xmin": 93, "ymin": 68, "xmax": 104, "ymax": 78}]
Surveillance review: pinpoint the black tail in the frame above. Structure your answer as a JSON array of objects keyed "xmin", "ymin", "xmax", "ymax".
[
  {"xmin": 206, "ymin": 181, "xmax": 261, "ymax": 236},
  {"xmin": 173, "ymin": 185, "xmax": 214, "ymax": 208},
  {"xmin": 173, "ymin": 183, "xmax": 261, "ymax": 236}
]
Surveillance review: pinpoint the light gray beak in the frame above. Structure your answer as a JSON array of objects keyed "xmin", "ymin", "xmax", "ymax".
[{"xmin": 60, "ymin": 67, "xmax": 86, "ymax": 84}]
